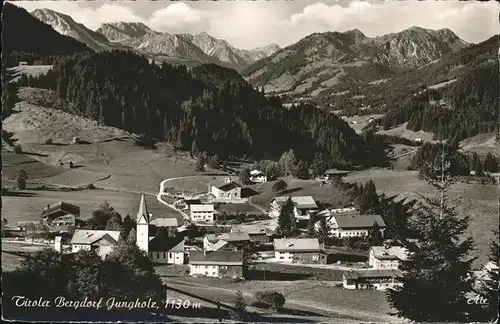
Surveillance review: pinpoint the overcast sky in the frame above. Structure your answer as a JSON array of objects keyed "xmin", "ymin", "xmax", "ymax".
[{"xmin": 12, "ymin": 1, "xmax": 500, "ymax": 50}]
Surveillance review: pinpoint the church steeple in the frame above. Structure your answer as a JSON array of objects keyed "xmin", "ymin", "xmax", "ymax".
[
  {"xmin": 136, "ymin": 193, "xmax": 150, "ymax": 254},
  {"xmin": 137, "ymin": 193, "xmax": 149, "ymax": 225}
]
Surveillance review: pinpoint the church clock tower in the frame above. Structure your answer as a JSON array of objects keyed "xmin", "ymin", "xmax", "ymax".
[{"xmin": 136, "ymin": 193, "xmax": 150, "ymax": 254}]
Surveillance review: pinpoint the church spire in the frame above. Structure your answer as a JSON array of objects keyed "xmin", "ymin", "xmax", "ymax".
[{"xmin": 137, "ymin": 193, "xmax": 149, "ymax": 224}]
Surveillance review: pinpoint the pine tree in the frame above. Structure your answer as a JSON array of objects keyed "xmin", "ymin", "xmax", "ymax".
[
  {"xmin": 358, "ymin": 180, "xmax": 379, "ymax": 214},
  {"xmin": 316, "ymin": 217, "xmax": 331, "ymax": 244},
  {"xmin": 234, "ymin": 290, "xmax": 246, "ymax": 313},
  {"xmin": 386, "ymin": 148, "xmax": 475, "ymax": 322},
  {"xmin": 475, "ymin": 229, "xmax": 499, "ymax": 322},
  {"xmin": 191, "ymin": 140, "xmax": 199, "ymax": 157},
  {"xmin": 368, "ymin": 222, "xmax": 383, "ymax": 246}
]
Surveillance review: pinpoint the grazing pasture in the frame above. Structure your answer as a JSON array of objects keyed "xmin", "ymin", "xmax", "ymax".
[{"xmin": 345, "ymin": 169, "xmax": 499, "ymax": 269}]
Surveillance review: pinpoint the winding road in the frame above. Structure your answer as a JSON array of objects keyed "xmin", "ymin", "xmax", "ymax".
[{"xmin": 156, "ymin": 175, "xmax": 202, "ymax": 221}]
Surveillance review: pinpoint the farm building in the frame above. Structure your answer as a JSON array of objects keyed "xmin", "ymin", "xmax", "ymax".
[
  {"xmin": 342, "ymin": 270, "xmax": 403, "ymax": 290},
  {"xmin": 274, "ymin": 238, "xmax": 326, "ymax": 264},
  {"xmin": 41, "ymin": 202, "xmax": 80, "ymax": 227},
  {"xmin": 149, "ymin": 236, "xmax": 185, "ymax": 265},
  {"xmin": 323, "ymin": 169, "xmax": 352, "ymax": 180},
  {"xmin": 368, "ymin": 242, "xmax": 408, "ymax": 270},
  {"xmin": 231, "ymin": 224, "xmax": 270, "ymax": 243},
  {"xmin": 270, "ymin": 196, "xmax": 319, "ymax": 219},
  {"xmin": 70, "ymin": 229, "xmax": 122, "ymax": 259},
  {"xmin": 210, "ymin": 178, "xmax": 242, "ymax": 201},
  {"xmin": 189, "ymin": 251, "xmax": 245, "ymax": 279},
  {"xmin": 203, "ymin": 232, "xmax": 251, "ymax": 251},
  {"xmin": 316, "ymin": 212, "xmax": 386, "ymax": 238},
  {"xmin": 189, "ymin": 204, "xmax": 215, "ymax": 223},
  {"xmin": 250, "ymin": 170, "xmax": 267, "ymax": 183}
]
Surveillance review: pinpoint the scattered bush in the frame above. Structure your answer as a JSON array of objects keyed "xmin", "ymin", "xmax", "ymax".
[
  {"xmin": 72, "ymin": 137, "xmax": 80, "ymax": 144},
  {"xmin": 69, "ymin": 161, "xmax": 74, "ymax": 168},
  {"xmin": 134, "ymin": 133, "xmax": 156, "ymax": 149},
  {"xmin": 272, "ymin": 179, "xmax": 288, "ymax": 192},
  {"xmin": 253, "ymin": 291, "xmax": 285, "ymax": 310},
  {"xmin": 44, "ymin": 138, "xmax": 53, "ymax": 145},
  {"xmin": 16, "ymin": 169, "xmax": 28, "ymax": 190},
  {"xmin": 13, "ymin": 145, "xmax": 22, "ymax": 154},
  {"xmin": 86, "ymin": 183, "xmax": 95, "ymax": 190}
]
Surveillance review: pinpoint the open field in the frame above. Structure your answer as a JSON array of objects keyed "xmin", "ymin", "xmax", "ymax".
[
  {"xmin": 166, "ymin": 278, "xmax": 397, "ymax": 323},
  {"xmin": 2, "ymin": 152, "xmax": 65, "ymax": 180},
  {"xmin": 1, "ymin": 189, "xmax": 181, "ymax": 225},
  {"xmin": 345, "ymin": 169, "xmax": 499, "ymax": 269},
  {"xmin": 377, "ymin": 122, "xmax": 437, "ymax": 143},
  {"xmin": 343, "ymin": 114, "xmax": 385, "ymax": 134},
  {"xmin": 460, "ymin": 132, "xmax": 498, "ymax": 156}
]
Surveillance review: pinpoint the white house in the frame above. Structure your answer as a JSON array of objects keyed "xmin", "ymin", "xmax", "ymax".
[
  {"xmin": 369, "ymin": 244, "xmax": 409, "ymax": 270},
  {"xmin": 342, "ymin": 270, "xmax": 403, "ymax": 290},
  {"xmin": 135, "ymin": 193, "xmax": 185, "ymax": 264},
  {"xmin": 273, "ymin": 238, "xmax": 325, "ymax": 264},
  {"xmin": 189, "ymin": 204, "xmax": 215, "ymax": 222},
  {"xmin": 148, "ymin": 236, "xmax": 185, "ymax": 264},
  {"xmin": 70, "ymin": 229, "xmax": 122, "ymax": 259},
  {"xmin": 270, "ymin": 196, "xmax": 318, "ymax": 219},
  {"xmin": 210, "ymin": 178, "xmax": 242, "ymax": 201},
  {"xmin": 316, "ymin": 212, "xmax": 386, "ymax": 238},
  {"xmin": 189, "ymin": 251, "xmax": 244, "ymax": 279},
  {"xmin": 250, "ymin": 170, "xmax": 267, "ymax": 183}
]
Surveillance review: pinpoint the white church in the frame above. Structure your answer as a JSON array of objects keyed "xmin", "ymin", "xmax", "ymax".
[{"xmin": 136, "ymin": 193, "xmax": 185, "ymax": 264}]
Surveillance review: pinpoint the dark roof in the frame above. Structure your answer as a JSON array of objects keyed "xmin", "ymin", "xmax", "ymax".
[
  {"xmin": 149, "ymin": 236, "xmax": 185, "ymax": 252},
  {"xmin": 41, "ymin": 202, "xmax": 80, "ymax": 219},
  {"xmin": 324, "ymin": 169, "xmax": 351, "ymax": 175},
  {"xmin": 342, "ymin": 270, "xmax": 403, "ymax": 279},
  {"xmin": 333, "ymin": 214, "xmax": 386, "ymax": 229},
  {"xmin": 189, "ymin": 251, "xmax": 244, "ymax": 265},
  {"xmin": 217, "ymin": 182, "xmax": 241, "ymax": 192},
  {"xmin": 184, "ymin": 199, "xmax": 202, "ymax": 205}
]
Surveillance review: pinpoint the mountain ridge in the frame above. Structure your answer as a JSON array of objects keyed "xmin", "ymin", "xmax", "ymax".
[{"xmin": 242, "ymin": 26, "xmax": 469, "ymax": 97}]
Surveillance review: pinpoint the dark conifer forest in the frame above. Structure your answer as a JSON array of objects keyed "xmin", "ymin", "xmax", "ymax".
[
  {"xmin": 379, "ymin": 63, "xmax": 498, "ymax": 142},
  {"xmin": 18, "ymin": 50, "xmax": 387, "ymax": 168}
]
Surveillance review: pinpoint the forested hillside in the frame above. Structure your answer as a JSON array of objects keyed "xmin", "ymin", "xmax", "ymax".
[
  {"xmin": 2, "ymin": 3, "xmax": 92, "ymax": 66},
  {"xmin": 17, "ymin": 50, "xmax": 387, "ymax": 168},
  {"xmin": 329, "ymin": 35, "xmax": 498, "ymax": 117},
  {"xmin": 379, "ymin": 63, "xmax": 498, "ymax": 142}
]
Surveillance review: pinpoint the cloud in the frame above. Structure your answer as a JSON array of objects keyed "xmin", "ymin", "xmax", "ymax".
[
  {"xmin": 12, "ymin": 1, "xmax": 500, "ymax": 49},
  {"xmin": 149, "ymin": 3, "xmax": 206, "ymax": 34}
]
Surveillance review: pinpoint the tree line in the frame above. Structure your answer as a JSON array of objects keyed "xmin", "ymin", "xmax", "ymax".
[
  {"xmin": 410, "ymin": 142, "xmax": 499, "ymax": 179},
  {"xmin": 379, "ymin": 64, "xmax": 498, "ymax": 143},
  {"xmin": 16, "ymin": 50, "xmax": 387, "ymax": 169}
]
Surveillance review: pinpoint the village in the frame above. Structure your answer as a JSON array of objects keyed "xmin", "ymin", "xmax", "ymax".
[{"xmin": 3, "ymin": 166, "xmax": 497, "ymax": 298}]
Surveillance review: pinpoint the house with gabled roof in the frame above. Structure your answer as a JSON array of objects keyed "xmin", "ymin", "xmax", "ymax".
[
  {"xmin": 250, "ymin": 170, "xmax": 267, "ymax": 183},
  {"xmin": 231, "ymin": 224, "xmax": 270, "ymax": 243},
  {"xmin": 203, "ymin": 232, "xmax": 250, "ymax": 251},
  {"xmin": 369, "ymin": 242, "xmax": 409, "ymax": 270},
  {"xmin": 210, "ymin": 177, "xmax": 242, "ymax": 201},
  {"xmin": 273, "ymin": 238, "xmax": 326, "ymax": 264},
  {"xmin": 316, "ymin": 212, "xmax": 386, "ymax": 238},
  {"xmin": 189, "ymin": 251, "xmax": 245, "ymax": 279},
  {"xmin": 70, "ymin": 229, "xmax": 122, "ymax": 259},
  {"xmin": 41, "ymin": 202, "xmax": 80, "ymax": 227},
  {"xmin": 189, "ymin": 203, "xmax": 215, "ymax": 223},
  {"xmin": 270, "ymin": 196, "xmax": 318, "ymax": 219},
  {"xmin": 342, "ymin": 269, "xmax": 403, "ymax": 290}
]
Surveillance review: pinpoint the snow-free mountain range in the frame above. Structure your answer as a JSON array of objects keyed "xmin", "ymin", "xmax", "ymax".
[
  {"xmin": 32, "ymin": 7, "xmax": 476, "ymax": 101},
  {"xmin": 31, "ymin": 8, "xmax": 280, "ymax": 71}
]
